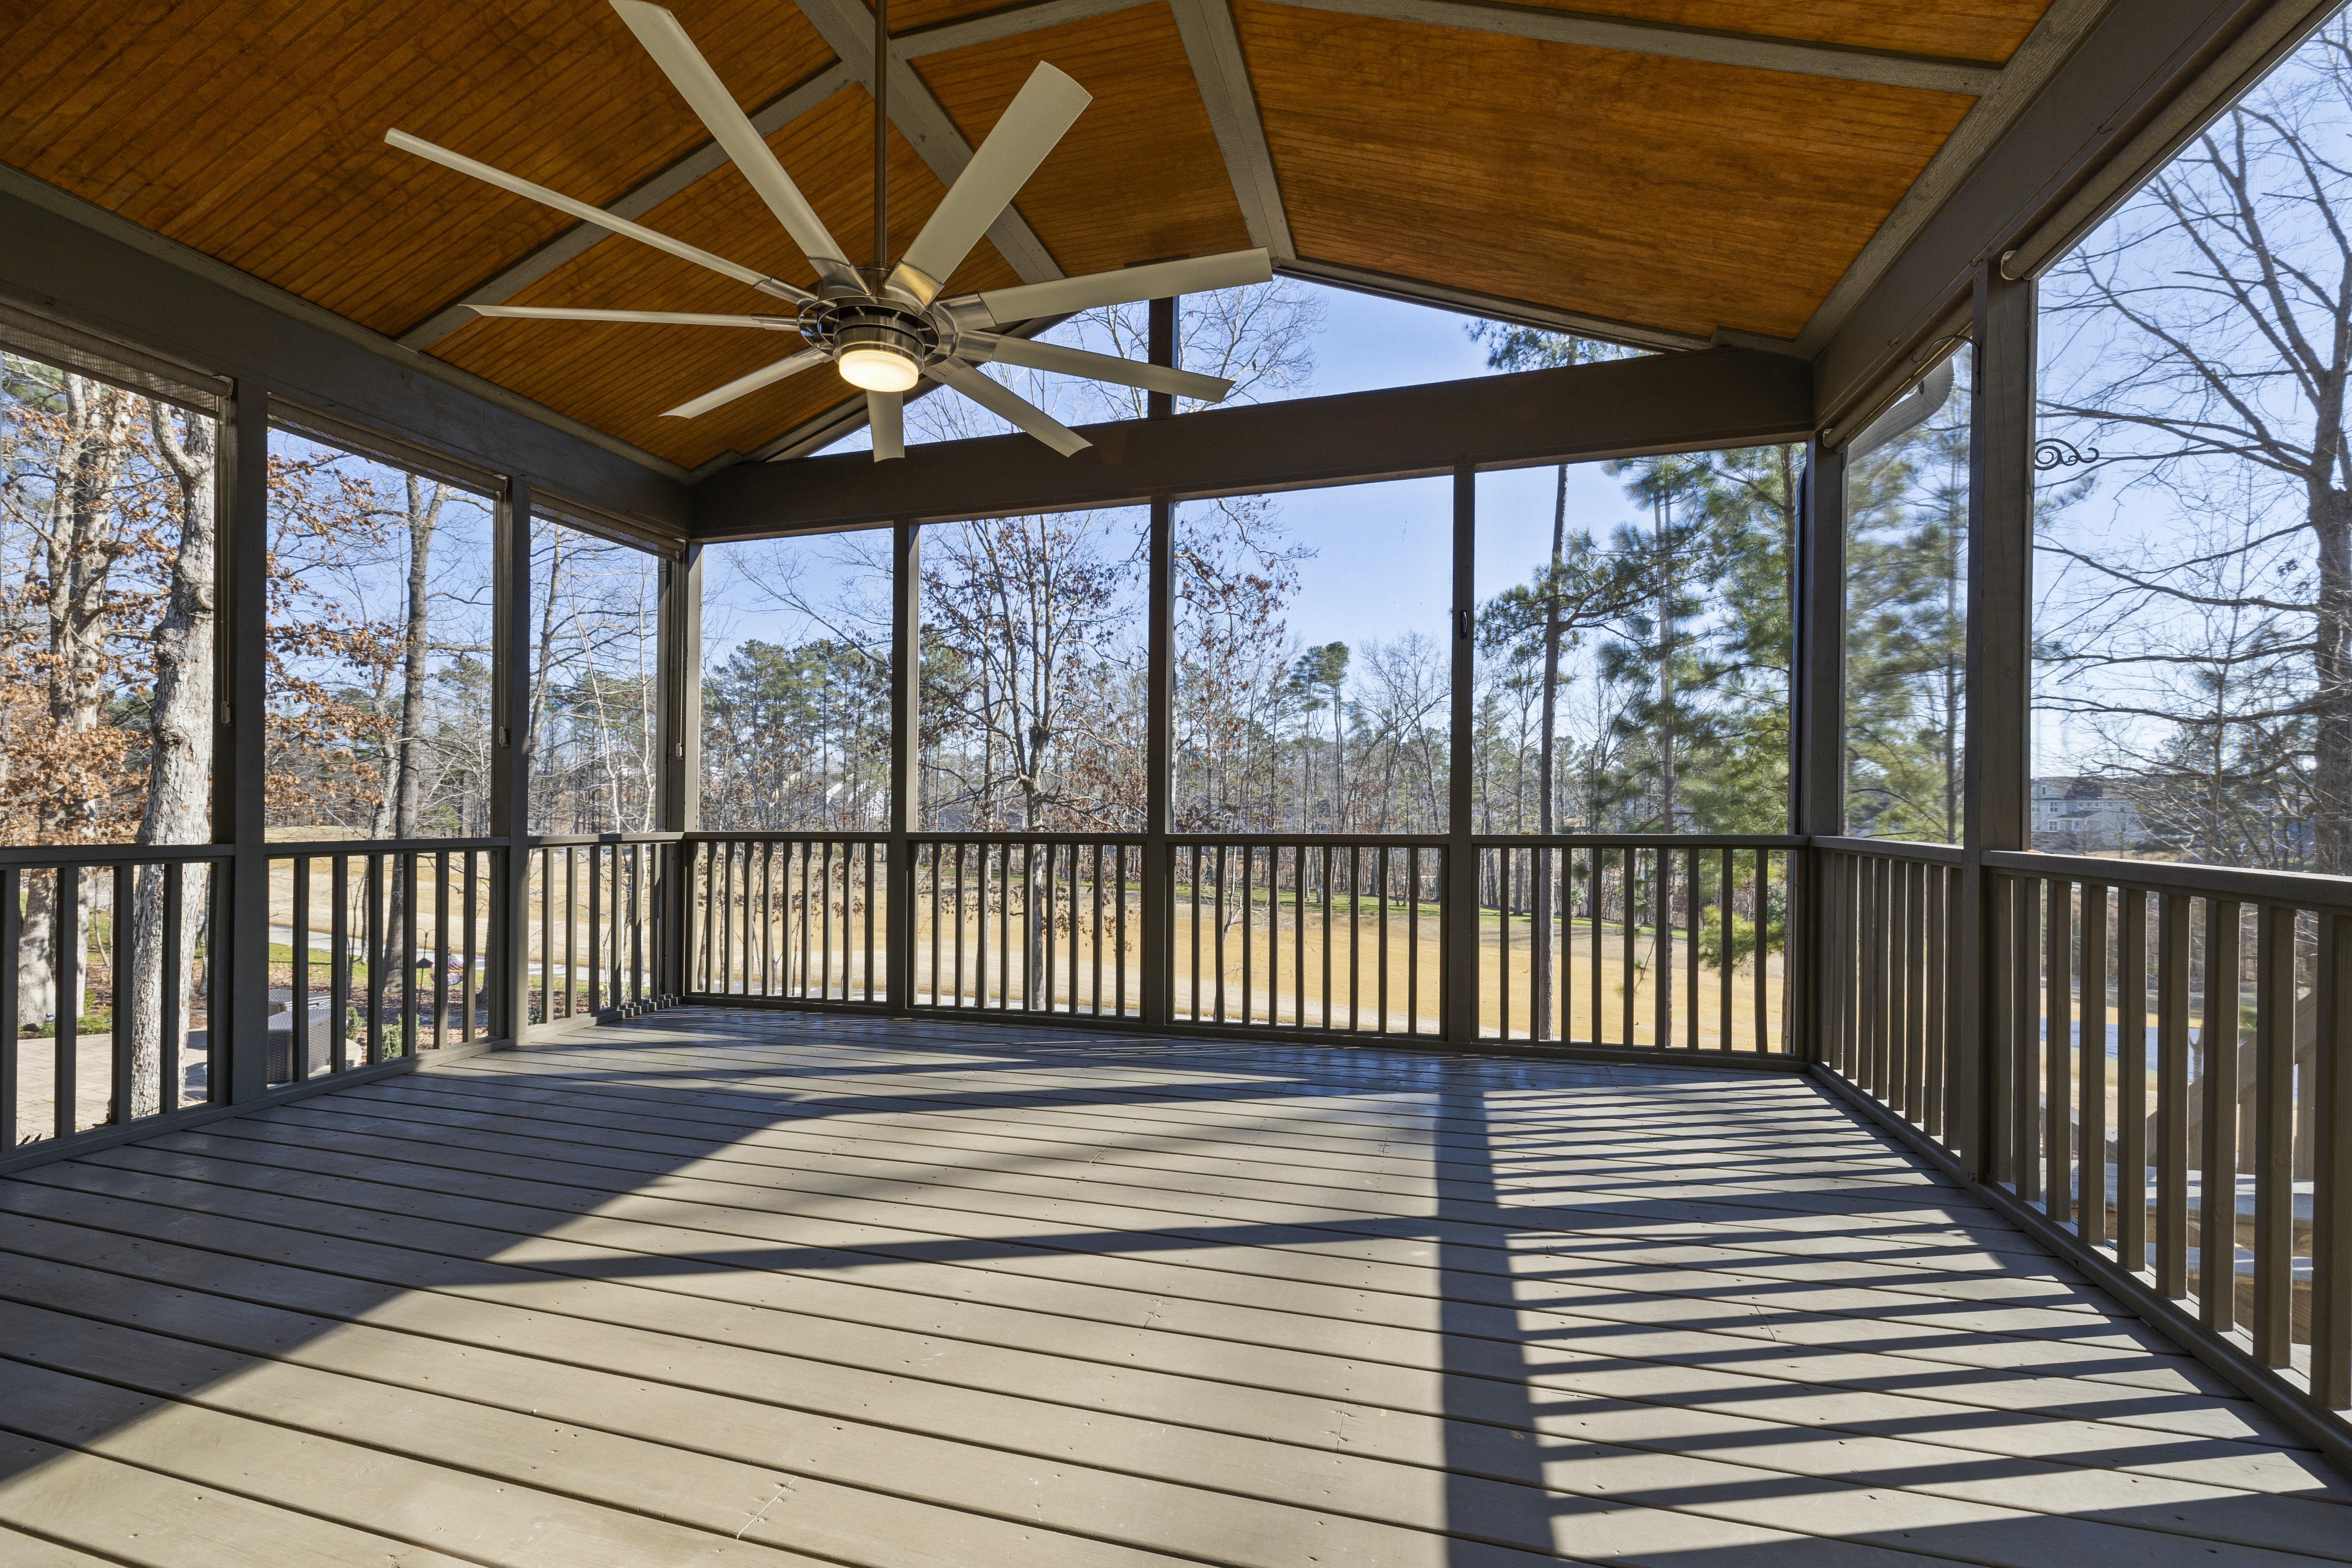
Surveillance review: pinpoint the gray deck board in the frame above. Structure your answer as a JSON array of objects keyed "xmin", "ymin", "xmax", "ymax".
[{"xmin": 0, "ymin": 1011, "xmax": 2345, "ymax": 1566}]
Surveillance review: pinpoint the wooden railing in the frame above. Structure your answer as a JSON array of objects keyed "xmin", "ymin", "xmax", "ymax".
[
  {"xmin": 270, "ymin": 840, "xmax": 504, "ymax": 1078},
  {"xmin": 910, "ymin": 835, "xmax": 1141, "ymax": 1017},
  {"xmin": 1810, "ymin": 839, "xmax": 2352, "ymax": 1449},
  {"xmin": 0, "ymin": 843, "xmax": 228, "ymax": 1150},
  {"xmin": 1476, "ymin": 836, "xmax": 1797, "ymax": 1053},
  {"xmin": 682, "ymin": 833, "xmax": 886, "ymax": 1006},
  {"xmin": 1978, "ymin": 851, "xmax": 2344, "ymax": 1407},
  {"xmin": 1168, "ymin": 836, "xmax": 1442, "ymax": 1036},
  {"xmin": 1814, "ymin": 837, "xmax": 1964, "ymax": 1142},
  {"xmin": 527, "ymin": 834, "xmax": 678, "ymax": 1023}
]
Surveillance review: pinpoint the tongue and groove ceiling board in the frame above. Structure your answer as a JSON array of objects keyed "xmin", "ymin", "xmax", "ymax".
[
  {"xmin": 0, "ymin": 0, "xmax": 835, "ymax": 338},
  {"xmin": 0, "ymin": 0, "xmax": 2059, "ymax": 471},
  {"xmin": 1233, "ymin": 3, "xmax": 1977, "ymax": 343}
]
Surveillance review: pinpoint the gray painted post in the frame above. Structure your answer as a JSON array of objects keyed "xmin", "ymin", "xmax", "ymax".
[
  {"xmin": 1959, "ymin": 262, "xmax": 2038, "ymax": 1180},
  {"xmin": 1141, "ymin": 297, "xmax": 1176, "ymax": 1027},
  {"xmin": 1795, "ymin": 439, "xmax": 1847, "ymax": 1064},
  {"xmin": 889, "ymin": 519, "xmax": 919, "ymax": 1013},
  {"xmin": 658, "ymin": 544, "xmax": 704, "ymax": 1001},
  {"xmin": 493, "ymin": 477, "xmax": 532, "ymax": 1041},
  {"xmin": 220, "ymin": 378, "xmax": 273, "ymax": 1104},
  {"xmin": 1446, "ymin": 465, "xmax": 1479, "ymax": 1044}
]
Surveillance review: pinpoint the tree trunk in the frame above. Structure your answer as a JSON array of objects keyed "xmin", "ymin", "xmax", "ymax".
[
  {"xmin": 380, "ymin": 478, "xmax": 443, "ymax": 1044},
  {"xmin": 129, "ymin": 405, "xmax": 217, "ymax": 1116},
  {"xmin": 2310, "ymin": 483, "xmax": 2352, "ymax": 876},
  {"xmin": 20, "ymin": 375, "xmax": 135, "ymax": 1038}
]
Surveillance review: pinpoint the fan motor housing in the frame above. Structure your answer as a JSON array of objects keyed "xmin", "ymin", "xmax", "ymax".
[{"xmin": 799, "ymin": 295, "xmax": 948, "ymax": 364}]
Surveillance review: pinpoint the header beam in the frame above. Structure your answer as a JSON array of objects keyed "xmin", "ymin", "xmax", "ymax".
[{"xmin": 693, "ymin": 348, "xmax": 1812, "ymax": 537}]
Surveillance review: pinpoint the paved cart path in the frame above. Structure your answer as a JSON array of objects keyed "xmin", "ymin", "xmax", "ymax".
[{"xmin": 0, "ymin": 1009, "xmax": 2344, "ymax": 1567}]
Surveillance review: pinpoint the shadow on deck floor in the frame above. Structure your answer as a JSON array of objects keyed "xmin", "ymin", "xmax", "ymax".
[{"xmin": 0, "ymin": 1008, "xmax": 2342, "ymax": 1567}]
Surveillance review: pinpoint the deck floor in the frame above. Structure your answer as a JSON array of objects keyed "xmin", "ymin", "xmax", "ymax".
[{"xmin": 0, "ymin": 1011, "xmax": 2345, "ymax": 1567}]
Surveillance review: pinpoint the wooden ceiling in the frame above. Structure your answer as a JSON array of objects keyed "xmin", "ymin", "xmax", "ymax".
[{"xmin": 0, "ymin": 0, "xmax": 2058, "ymax": 473}]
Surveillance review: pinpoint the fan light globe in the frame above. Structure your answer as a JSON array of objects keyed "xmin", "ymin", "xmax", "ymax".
[{"xmin": 838, "ymin": 345, "xmax": 919, "ymax": 393}]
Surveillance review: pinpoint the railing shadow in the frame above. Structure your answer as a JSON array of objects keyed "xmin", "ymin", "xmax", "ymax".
[{"xmin": 0, "ymin": 1010, "xmax": 2342, "ymax": 1564}]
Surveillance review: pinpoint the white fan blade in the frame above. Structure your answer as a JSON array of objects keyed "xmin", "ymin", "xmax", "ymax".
[
  {"xmin": 961, "ymin": 334, "xmax": 1232, "ymax": 403},
  {"xmin": 662, "ymin": 347, "xmax": 830, "ymax": 418},
  {"xmin": 611, "ymin": 1, "xmax": 857, "ymax": 289},
  {"xmin": 387, "ymin": 129, "xmax": 813, "ymax": 304},
  {"xmin": 468, "ymin": 305, "xmax": 797, "ymax": 328},
  {"xmin": 928, "ymin": 360, "xmax": 1091, "ymax": 456},
  {"xmin": 886, "ymin": 62, "xmax": 1090, "ymax": 306},
  {"xmin": 868, "ymin": 390, "xmax": 905, "ymax": 461},
  {"xmin": 974, "ymin": 248, "xmax": 1271, "ymax": 325}
]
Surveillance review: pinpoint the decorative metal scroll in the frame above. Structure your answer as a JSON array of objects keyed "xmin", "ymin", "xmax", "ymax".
[{"xmin": 2033, "ymin": 436, "xmax": 2098, "ymax": 470}]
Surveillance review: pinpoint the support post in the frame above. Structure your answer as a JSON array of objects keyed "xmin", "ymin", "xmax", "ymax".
[
  {"xmin": 219, "ymin": 377, "xmax": 272, "ymax": 1104},
  {"xmin": 1959, "ymin": 263, "xmax": 2037, "ymax": 1180},
  {"xmin": 657, "ymin": 543, "xmax": 704, "ymax": 1001},
  {"xmin": 1446, "ymin": 464, "xmax": 1479, "ymax": 1044},
  {"xmin": 492, "ymin": 477, "xmax": 533, "ymax": 1041},
  {"xmin": 1141, "ymin": 294, "xmax": 1176, "ymax": 1026},
  {"xmin": 1795, "ymin": 438, "xmax": 1847, "ymax": 1065},
  {"xmin": 889, "ymin": 519, "xmax": 919, "ymax": 1012}
]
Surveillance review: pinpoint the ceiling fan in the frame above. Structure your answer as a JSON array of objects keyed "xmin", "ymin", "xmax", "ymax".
[{"xmin": 387, "ymin": 0, "xmax": 1271, "ymax": 460}]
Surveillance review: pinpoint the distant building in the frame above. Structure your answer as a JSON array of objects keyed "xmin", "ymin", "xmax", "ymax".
[{"xmin": 2031, "ymin": 776, "xmax": 2146, "ymax": 851}]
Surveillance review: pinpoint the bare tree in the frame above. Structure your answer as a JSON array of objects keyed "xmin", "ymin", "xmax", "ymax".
[
  {"xmin": 2040, "ymin": 24, "xmax": 2352, "ymax": 869},
  {"xmin": 129, "ymin": 401, "xmax": 215, "ymax": 1113}
]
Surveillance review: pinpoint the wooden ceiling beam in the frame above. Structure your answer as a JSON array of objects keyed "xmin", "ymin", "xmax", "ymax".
[
  {"xmin": 895, "ymin": 0, "xmax": 1159, "ymax": 58},
  {"xmin": 695, "ymin": 347, "xmax": 1811, "ymax": 535},
  {"xmin": 899, "ymin": 0, "xmax": 2006, "ymax": 94},
  {"xmin": 396, "ymin": 61, "xmax": 858, "ymax": 350},
  {"xmin": 791, "ymin": 0, "xmax": 1065, "ymax": 282},
  {"xmin": 1276, "ymin": 255, "xmax": 1715, "ymax": 352},
  {"xmin": 1270, "ymin": 0, "xmax": 2002, "ymax": 94},
  {"xmin": 1168, "ymin": 0, "xmax": 1296, "ymax": 258}
]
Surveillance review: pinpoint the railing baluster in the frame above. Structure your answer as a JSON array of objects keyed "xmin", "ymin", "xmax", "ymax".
[
  {"xmin": 2200, "ymin": 899, "xmax": 2242, "ymax": 1329},
  {"xmin": 366, "ymin": 852, "xmax": 385, "ymax": 1063},
  {"xmin": 110, "ymin": 864, "xmax": 133, "ymax": 1119},
  {"xmin": 0, "ymin": 869, "xmax": 15, "ymax": 1146},
  {"xmin": 291, "ymin": 854, "xmax": 311, "ymax": 1084},
  {"xmin": 2313, "ymin": 909, "xmax": 2352, "ymax": 1408},
  {"xmin": 435, "ymin": 848, "xmax": 451, "ymax": 1048},
  {"xmin": 2079, "ymin": 882, "xmax": 2108, "ymax": 1247},
  {"xmin": 2252, "ymin": 903, "xmax": 2293, "ymax": 1366},
  {"xmin": 2119, "ymin": 889, "xmax": 2149, "ymax": 1274},
  {"xmin": 55, "ymin": 867, "xmax": 77, "ymax": 1138},
  {"xmin": 2158, "ymin": 891, "xmax": 2192, "ymax": 1298},
  {"xmin": 2047, "ymin": 877, "xmax": 2074, "ymax": 1225},
  {"xmin": 465, "ymin": 849, "xmax": 480, "ymax": 1040},
  {"xmin": 165, "ymin": 862, "xmax": 187, "ymax": 1107}
]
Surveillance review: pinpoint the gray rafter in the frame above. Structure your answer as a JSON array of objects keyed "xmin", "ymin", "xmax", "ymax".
[
  {"xmin": 790, "ymin": 0, "xmax": 1064, "ymax": 284},
  {"xmin": 1276, "ymin": 0, "xmax": 2001, "ymax": 94},
  {"xmin": 894, "ymin": 0, "xmax": 1156, "ymax": 58},
  {"xmin": 1167, "ymin": 0, "xmax": 1294, "ymax": 259},
  {"xmin": 1277, "ymin": 257, "xmax": 1713, "ymax": 352},
  {"xmin": 897, "ymin": 0, "xmax": 2004, "ymax": 94},
  {"xmin": 397, "ymin": 61, "xmax": 857, "ymax": 350},
  {"xmin": 1792, "ymin": 0, "xmax": 2113, "ymax": 356}
]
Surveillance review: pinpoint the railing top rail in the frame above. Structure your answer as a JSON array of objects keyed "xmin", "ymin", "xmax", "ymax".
[
  {"xmin": 1812, "ymin": 835, "xmax": 1964, "ymax": 864},
  {"xmin": 268, "ymin": 836, "xmax": 510, "ymax": 856},
  {"xmin": 683, "ymin": 830, "xmax": 887, "ymax": 844},
  {"xmin": 1168, "ymin": 832, "xmax": 1451, "ymax": 848},
  {"xmin": 911, "ymin": 831, "xmax": 1142, "ymax": 845},
  {"xmin": 0, "ymin": 841, "xmax": 235, "ymax": 868},
  {"xmin": 531, "ymin": 832, "xmax": 686, "ymax": 847},
  {"xmin": 1984, "ymin": 847, "xmax": 2352, "ymax": 909},
  {"xmin": 1471, "ymin": 833, "xmax": 1807, "ymax": 849}
]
